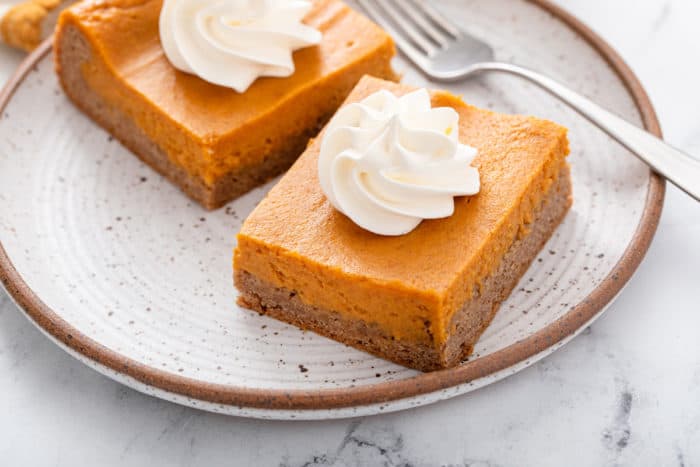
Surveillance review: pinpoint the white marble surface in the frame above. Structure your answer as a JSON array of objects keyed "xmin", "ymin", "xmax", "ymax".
[{"xmin": 0, "ymin": 0, "xmax": 698, "ymax": 465}]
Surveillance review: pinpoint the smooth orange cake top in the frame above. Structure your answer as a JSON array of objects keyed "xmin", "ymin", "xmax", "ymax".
[
  {"xmin": 57, "ymin": 0, "xmax": 395, "ymax": 183},
  {"xmin": 235, "ymin": 77, "xmax": 570, "ymax": 343}
]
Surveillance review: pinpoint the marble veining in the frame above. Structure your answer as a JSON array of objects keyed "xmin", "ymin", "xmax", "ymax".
[
  {"xmin": 601, "ymin": 381, "xmax": 633, "ymax": 460},
  {"xmin": 0, "ymin": 0, "xmax": 699, "ymax": 465}
]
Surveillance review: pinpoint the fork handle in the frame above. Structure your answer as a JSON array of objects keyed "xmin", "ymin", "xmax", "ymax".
[{"xmin": 475, "ymin": 62, "xmax": 700, "ymax": 201}]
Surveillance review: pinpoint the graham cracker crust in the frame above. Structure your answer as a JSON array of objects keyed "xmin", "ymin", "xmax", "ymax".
[{"xmin": 236, "ymin": 166, "xmax": 573, "ymax": 372}]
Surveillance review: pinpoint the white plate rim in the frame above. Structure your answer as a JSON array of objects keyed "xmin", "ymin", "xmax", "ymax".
[{"xmin": 0, "ymin": 0, "xmax": 665, "ymax": 417}]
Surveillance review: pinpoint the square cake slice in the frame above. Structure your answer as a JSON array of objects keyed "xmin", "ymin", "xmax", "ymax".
[
  {"xmin": 234, "ymin": 76, "xmax": 572, "ymax": 371},
  {"xmin": 55, "ymin": 0, "xmax": 396, "ymax": 209}
]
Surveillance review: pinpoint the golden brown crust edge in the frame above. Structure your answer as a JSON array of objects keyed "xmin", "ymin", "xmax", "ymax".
[
  {"xmin": 235, "ymin": 166, "xmax": 572, "ymax": 372},
  {"xmin": 2, "ymin": 0, "xmax": 65, "ymax": 52}
]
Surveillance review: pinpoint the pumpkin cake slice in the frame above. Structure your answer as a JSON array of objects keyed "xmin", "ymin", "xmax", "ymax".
[
  {"xmin": 54, "ymin": 0, "xmax": 396, "ymax": 209},
  {"xmin": 234, "ymin": 76, "xmax": 572, "ymax": 371}
]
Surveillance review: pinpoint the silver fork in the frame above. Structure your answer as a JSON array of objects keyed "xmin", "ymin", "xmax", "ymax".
[{"xmin": 357, "ymin": 0, "xmax": 700, "ymax": 201}]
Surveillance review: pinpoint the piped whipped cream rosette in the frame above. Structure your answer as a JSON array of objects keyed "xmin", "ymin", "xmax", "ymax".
[
  {"xmin": 318, "ymin": 89, "xmax": 481, "ymax": 236},
  {"xmin": 159, "ymin": 0, "xmax": 322, "ymax": 93}
]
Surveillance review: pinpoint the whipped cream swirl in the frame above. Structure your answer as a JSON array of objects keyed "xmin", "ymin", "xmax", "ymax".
[
  {"xmin": 318, "ymin": 89, "xmax": 480, "ymax": 236},
  {"xmin": 159, "ymin": 0, "xmax": 322, "ymax": 92}
]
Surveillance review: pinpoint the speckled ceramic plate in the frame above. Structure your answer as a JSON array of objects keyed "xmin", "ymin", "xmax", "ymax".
[{"xmin": 0, "ymin": 0, "xmax": 663, "ymax": 420}]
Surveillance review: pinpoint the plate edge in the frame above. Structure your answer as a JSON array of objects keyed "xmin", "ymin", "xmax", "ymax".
[{"xmin": 0, "ymin": 1, "xmax": 666, "ymax": 412}]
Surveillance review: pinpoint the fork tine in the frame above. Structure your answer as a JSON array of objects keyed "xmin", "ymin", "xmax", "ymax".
[
  {"xmin": 411, "ymin": 0, "xmax": 461, "ymax": 38},
  {"xmin": 394, "ymin": 0, "xmax": 452, "ymax": 48},
  {"xmin": 357, "ymin": 0, "xmax": 431, "ymax": 69},
  {"xmin": 375, "ymin": 0, "xmax": 437, "ymax": 56}
]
